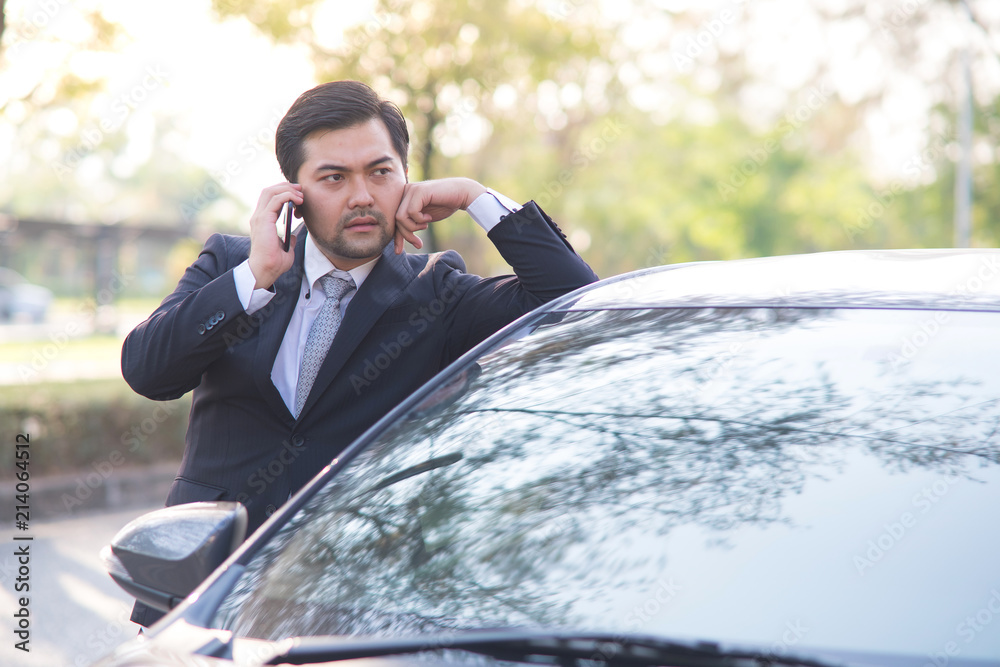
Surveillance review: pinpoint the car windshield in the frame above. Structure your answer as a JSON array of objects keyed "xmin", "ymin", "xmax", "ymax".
[{"xmin": 212, "ymin": 306, "xmax": 1000, "ymax": 665}]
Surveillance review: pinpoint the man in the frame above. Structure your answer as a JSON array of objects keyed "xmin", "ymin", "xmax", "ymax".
[{"xmin": 122, "ymin": 80, "xmax": 597, "ymax": 623}]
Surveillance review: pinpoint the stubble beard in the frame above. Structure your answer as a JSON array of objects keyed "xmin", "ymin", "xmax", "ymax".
[{"xmin": 312, "ymin": 208, "xmax": 393, "ymax": 260}]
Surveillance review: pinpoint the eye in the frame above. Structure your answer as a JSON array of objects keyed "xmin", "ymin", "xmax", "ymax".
[
  {"xmin": 322, "ymin": 173, "xmax": 343, "ymax": 182},
  {"xmin": 374, "ymin": 167, "xmax": 391, "ymax": 177}
]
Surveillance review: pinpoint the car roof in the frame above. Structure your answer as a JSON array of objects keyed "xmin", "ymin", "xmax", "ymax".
[{"xmin": 556, "ymin": 248, "xmax": 1000, "ymax": 312}]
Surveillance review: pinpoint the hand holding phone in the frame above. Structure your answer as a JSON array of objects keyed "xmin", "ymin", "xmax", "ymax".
[
  {"xmin": 248, "ymin": 185, "xmax": 300, "ymax": 290},
  {"xmin": 278, "ymin": 201, "xmax": 293, "ymax": 252}
]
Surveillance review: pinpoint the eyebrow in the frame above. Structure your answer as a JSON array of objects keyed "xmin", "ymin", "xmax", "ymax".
[{"xmin": 313, "ymin": 155, "xmax": 395, "ymax": 175}]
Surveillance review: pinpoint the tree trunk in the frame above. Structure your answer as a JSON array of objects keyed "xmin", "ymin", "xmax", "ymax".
[{"xmin": 419, "ymin": 108, "xmax": 439, "ymax": 253}]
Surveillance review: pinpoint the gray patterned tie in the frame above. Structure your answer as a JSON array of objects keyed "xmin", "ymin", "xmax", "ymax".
[{"xmin": 295, "ymin": 274, "xmax": 355, "ymax": 417}]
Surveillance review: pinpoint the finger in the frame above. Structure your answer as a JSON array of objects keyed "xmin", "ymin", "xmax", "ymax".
[
  {"xmin": 399, "ymin": 224, "xmax": 423, "ymax": 250},
  {"xmin": 275, "ymin": 185, "xmax": 304, "ymax": 211},
  {"xmin": 405, "ymin": 192, "xmax": 434, "ymax": 225},
  {"xmin": 400, "ymin": 183, "xmax": 436, "ymax": 224},
  {"xmin": 253, "ymin": 185, "xmax": 303, "ymax": 229},
  {"xmin": 396, "ymin": 184, "xmax": 417, "ymax": 224},
  {"xmin": 395, "ymin": 183, "xmax": 428, "ymax": 250}
]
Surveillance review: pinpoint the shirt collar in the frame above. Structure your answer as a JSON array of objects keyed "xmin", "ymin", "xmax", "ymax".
[{"xmin": 304, "ymin": 233, "xmax": 379, "ymax": 291}]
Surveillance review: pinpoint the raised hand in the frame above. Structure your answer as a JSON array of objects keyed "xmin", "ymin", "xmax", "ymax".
[
  {"xmin": 247, "ymin": 183, "xmax": 304, "ymax": 289},
  {"xmin": 394, "ymin": 177, "xmax": 487, "ymax": 254}
]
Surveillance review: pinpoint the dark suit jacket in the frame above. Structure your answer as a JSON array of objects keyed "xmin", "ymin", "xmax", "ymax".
[{"xmin": 122, "ymin": 202, "xmax": 597, "ymax": 534}]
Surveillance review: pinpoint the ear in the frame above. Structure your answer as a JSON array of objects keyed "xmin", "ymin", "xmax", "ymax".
[{"xmin": 290, "ymin": 180, "xmax": 304, "ymax": 218}]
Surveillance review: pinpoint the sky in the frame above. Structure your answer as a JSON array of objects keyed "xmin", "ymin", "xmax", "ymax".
[{"xmin": 1, "ymin": 0, "xmax": 337, "ymax": 222}]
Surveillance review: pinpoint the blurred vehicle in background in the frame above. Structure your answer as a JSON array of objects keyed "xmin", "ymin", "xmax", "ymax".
[{"xmin": 0, "ymin": 266, "xmax": 53, "ymax": 323}]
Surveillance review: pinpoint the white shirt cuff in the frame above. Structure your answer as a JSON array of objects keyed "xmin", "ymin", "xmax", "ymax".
[
  {"xmin": 234, "ymin": 260, "xmax": 276, "ymax": 314},
  {"xmin": 466, "ymin": 189, "xmax": 522, "ymax": 232}
]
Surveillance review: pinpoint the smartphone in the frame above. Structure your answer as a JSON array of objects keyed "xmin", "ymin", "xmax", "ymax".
[{"xmin": 278, "ymin": 201, "xmax": 293, "ymax": 252}]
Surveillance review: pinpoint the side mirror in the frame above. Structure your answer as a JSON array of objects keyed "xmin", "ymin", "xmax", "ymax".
[{"xmin": 100, "ymin": 502, "xmax": 247, "ymax": 612}]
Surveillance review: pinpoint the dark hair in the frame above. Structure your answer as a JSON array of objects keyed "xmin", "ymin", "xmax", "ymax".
[{"xmin": 275, "ymin": 80, "xmax": 409, "ymax": 182}]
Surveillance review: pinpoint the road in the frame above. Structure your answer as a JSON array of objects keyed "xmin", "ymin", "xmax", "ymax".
[
  {"xmin": 0, "ymin": 306, "xmax": 175, "ymax": 664},
  {"xmin": 0, "ymin": 503, "xmax": 161, "ymax": 666}
]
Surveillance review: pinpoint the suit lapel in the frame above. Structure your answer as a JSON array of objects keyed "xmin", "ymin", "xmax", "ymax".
[
  {"xmin": 297, "ymin": 242, "xmax": 414, "ymax": 420},
  {"xmin": 253, "ymin": 224, "xmax": 308, "ymax": 421}
]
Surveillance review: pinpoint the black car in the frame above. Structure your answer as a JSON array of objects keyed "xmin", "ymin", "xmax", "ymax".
[{"xmin": 97, "ymin": 249, "xmax": 1000, "ymax": 667}]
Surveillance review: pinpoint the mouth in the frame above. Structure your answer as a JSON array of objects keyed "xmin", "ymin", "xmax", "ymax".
[{"xmin": 344, "ymin": 215, "xmax": 380, "ymax": 232}]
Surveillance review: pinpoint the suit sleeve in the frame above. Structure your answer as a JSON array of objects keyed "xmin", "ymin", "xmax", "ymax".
[
  {"xmin": 121, "ymin": 233, "xmax": 251, "ymax": 401},
  {"xmin": 443, "ymin": 201, "xmax": 598, "ymax": 362}
]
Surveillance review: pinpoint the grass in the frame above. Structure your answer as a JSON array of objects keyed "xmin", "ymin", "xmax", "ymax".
[
  {"xmin": 0, "ymin": 334, "xmax": 123, "ymax": 365},
  {"xmin": 0, "ymin": 376, "xmax": 137, "ymax": 405}
]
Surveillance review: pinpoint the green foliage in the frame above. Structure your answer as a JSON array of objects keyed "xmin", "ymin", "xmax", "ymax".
[
  {"xmin": 5, "ymin": 0, "xmax": 998, "ymax": 283},
  {"xmin": 211, "ymin": 0, "xmax": 321, "ymax": 42},
  {"xmin": 213, "ymin": 0, "xmax": 987, "ymax": 278},
  {"xmin": 0, "ymin": 3, "xmax": 245, "ymax": 232},
  {"xmin": 0, "ymin": 379, "xmax": 188, "ymax": 479}
]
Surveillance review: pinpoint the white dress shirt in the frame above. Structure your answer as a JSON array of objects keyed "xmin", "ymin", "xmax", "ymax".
[{"xmin": 232, "ymin": 189, "xmax": 521, "ymax": 415}]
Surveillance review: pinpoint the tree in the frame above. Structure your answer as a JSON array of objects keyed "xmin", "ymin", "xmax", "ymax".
[{"xmin": 212, "ymin": 0, "xmax": 622, "ymax": 253}]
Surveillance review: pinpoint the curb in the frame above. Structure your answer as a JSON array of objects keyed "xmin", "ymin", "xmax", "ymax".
[{"xmin": 0, "ymin": 461, "xmax": 177, "ymax": 521}]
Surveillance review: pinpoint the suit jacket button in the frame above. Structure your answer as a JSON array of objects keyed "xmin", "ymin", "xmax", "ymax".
[
  {"xmin": 291, "ymin": 434, "xmax": 305, "ymax": 447},
  {"xmin": 197, "ymin": 323, "xmax": 206, "ymax": 335},
  {"xmin": 217, "ymin": 310, "xmax": 225, "ymax": 320},
  {"xmin": 265, "ymin": 504, "xmax": 277, "ymax": 516}
]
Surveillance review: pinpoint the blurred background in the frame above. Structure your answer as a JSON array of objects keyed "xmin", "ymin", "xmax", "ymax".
[{"xmin": 0, "ymin": 0, "xmax": 999, "ymax": 662}]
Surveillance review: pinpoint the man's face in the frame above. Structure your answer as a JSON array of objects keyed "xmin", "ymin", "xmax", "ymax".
[{"xmin": 296, "ymin": 118, "xmax": 407, "ymax": 270}]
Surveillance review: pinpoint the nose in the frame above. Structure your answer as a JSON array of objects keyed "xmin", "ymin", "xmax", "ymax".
[{"xmin": 347, "ymin": 176, "xmax": 375, "ymax": 208}]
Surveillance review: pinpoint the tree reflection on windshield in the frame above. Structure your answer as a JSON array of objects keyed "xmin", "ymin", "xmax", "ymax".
[{"xmin": 213, "ymin": 307, "xmax": 1000, "ymax": 644}]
